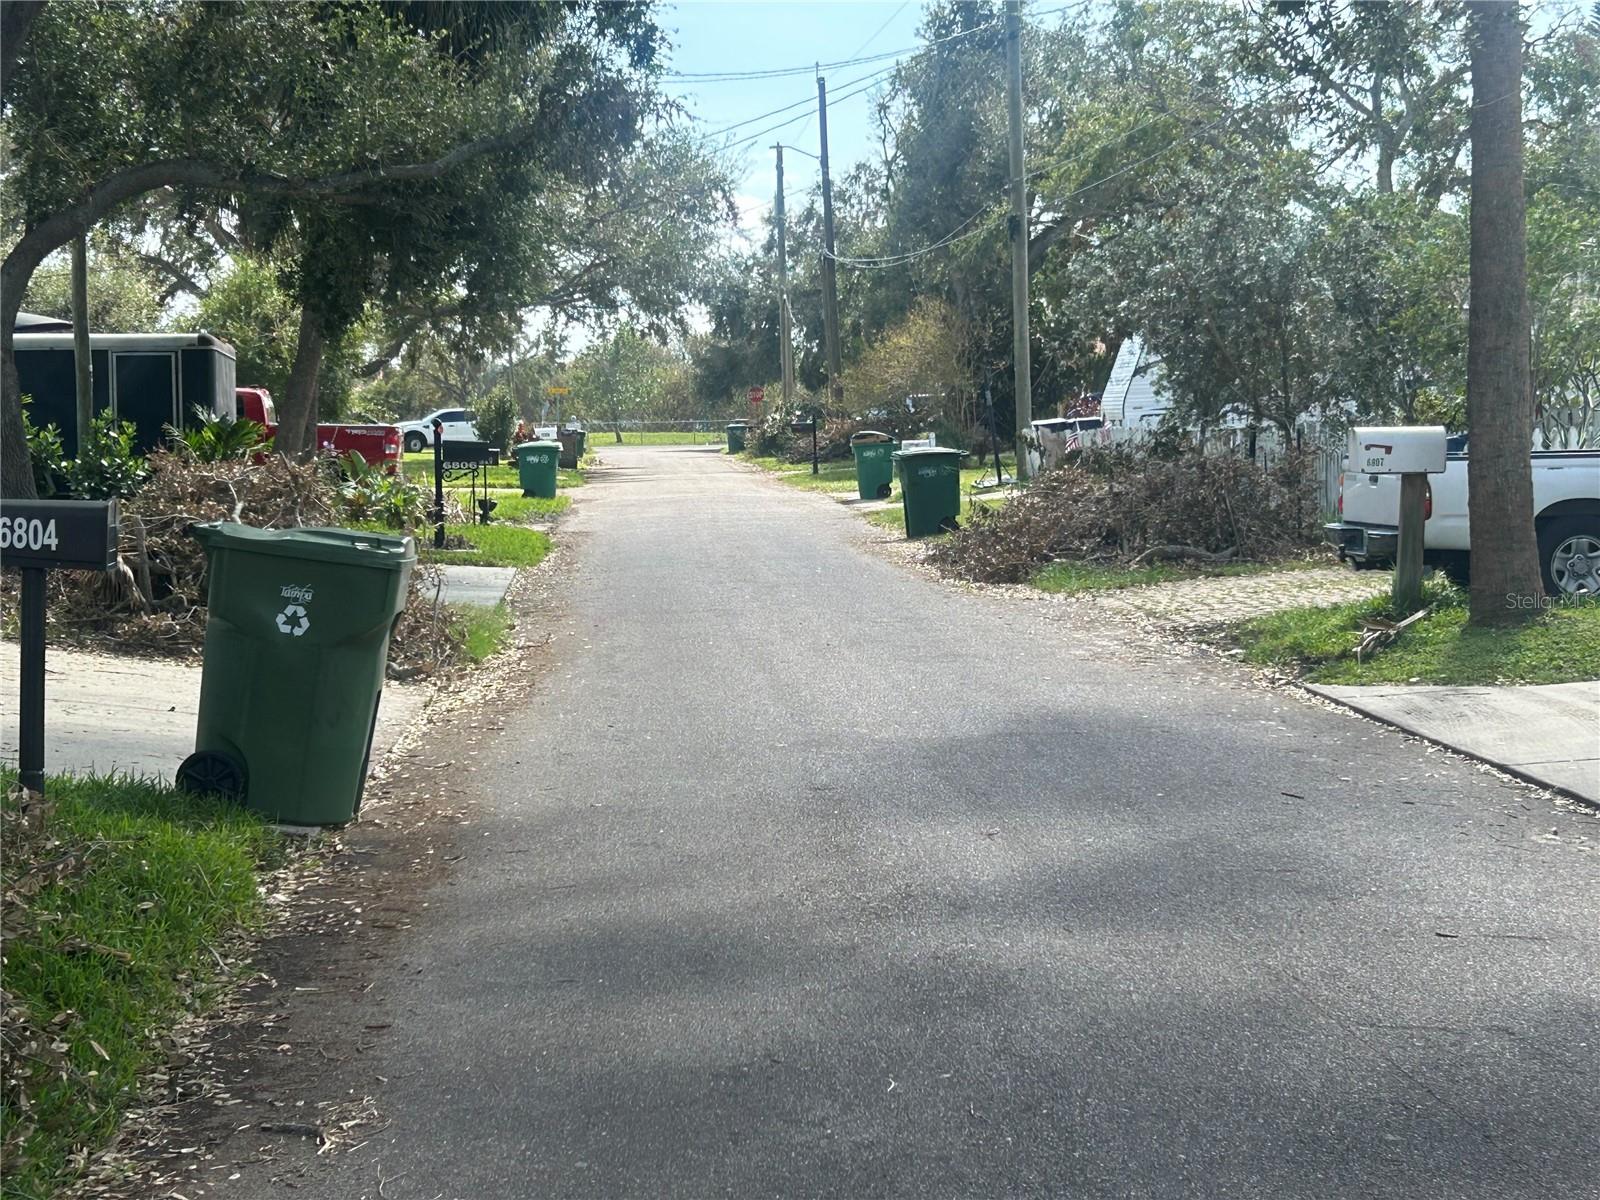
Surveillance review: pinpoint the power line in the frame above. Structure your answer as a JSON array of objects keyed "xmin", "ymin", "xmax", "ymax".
[
  {"xmin": 691, "ymin": 61, "xmax": 901, "ymax": 144},
  {"xmin": 661, "ymin": 18, "xmax": 997, "ymax": 82},
  {"xmin": 849, "ymin": 1, "xmax": 911, "ymax": 60},
  {"xmin": 718, "ymin": 65, "xmax": 904, "ymax": 157},
  {"xmin": 827, "ymin": 206, "xmax": 1000, "ymax": 268}
]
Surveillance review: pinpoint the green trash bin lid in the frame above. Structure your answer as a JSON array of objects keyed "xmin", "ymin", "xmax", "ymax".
[
  {"xmin": 850, "ymin": 430, "xmax": 895, "ymax": 445},
  {"xmin": 516, "ymin": 440, "xmax": 562, "ymax": 453},
  {"xmin": 190, "ymin": 522, "xmax": 416, "ymax": 570},
  {"xmin": 891, "ymin": 446, "xmax": 965, "ymax": 461}
]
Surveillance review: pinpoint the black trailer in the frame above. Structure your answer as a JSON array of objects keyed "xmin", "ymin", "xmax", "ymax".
[{"xmin": 13, "ymin": 331, "xmax": 238, "ymax": 456}]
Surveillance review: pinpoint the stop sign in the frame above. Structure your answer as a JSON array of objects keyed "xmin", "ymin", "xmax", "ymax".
[{"xmin": 747, "ymin": 385, "xmax": 765, "ymax": 405}]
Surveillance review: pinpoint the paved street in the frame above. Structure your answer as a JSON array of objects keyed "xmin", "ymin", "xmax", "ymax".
[{"xmin": 256, "ymin": 445, "xmax": 1597, "ymax": 1200}]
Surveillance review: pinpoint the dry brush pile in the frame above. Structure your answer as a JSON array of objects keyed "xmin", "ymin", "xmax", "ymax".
[
  {"xmin": 12, "ymin": 453, "xmax": 463, "ymax": 674},
  {"xmin": 931, "ymin": 444, "xmax": 1324, "ymax": 584}
]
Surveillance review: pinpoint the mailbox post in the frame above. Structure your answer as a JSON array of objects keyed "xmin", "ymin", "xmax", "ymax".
[
  {"xmin": 1347, "ymin": 426, "xmax": 1447, "ymax": 612},
  {"xmin": 0, "ymin": 499, "xmax": 118, "ymax": 794},
  {"xmin": 431, "ymin": 416, "xmax": 446, "ymax": 550}
]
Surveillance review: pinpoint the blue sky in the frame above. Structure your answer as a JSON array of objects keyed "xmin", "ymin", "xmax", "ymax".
[{"xmin": 660, "ymin": 1, "xmax": 930, "ymax": 242}]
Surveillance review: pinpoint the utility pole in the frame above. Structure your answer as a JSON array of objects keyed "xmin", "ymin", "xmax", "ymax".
[
  {"xmin": 817, "ymin": 75, "xmax": 844, "ymax": 409},
  {"xmin": 1005, "ymin": 0, "xmax": 1032, "ymax": 481},
  {"xmin": 773, "ymin": 144, "xmax": 796, "ymax": 406},
  {"xmin": 71, "ymin": 235, "xmax": 92, "ymax": 452}
]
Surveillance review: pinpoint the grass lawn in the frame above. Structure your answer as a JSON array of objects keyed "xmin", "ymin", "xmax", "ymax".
[
  {"xmin": 449, "ymin": 602, "xmax": 512, "ymax": 661},
  {"xmin": 1033, "ymin": 559, "xmax": 1322, "ymax": 595},
  {"xmin": 449, "ymin": 488, "xmax": 570, "ymax": 524},
  {"xmin": 743, "ymin": 455, "xmax": 861, "ymax": 494},
  {"xmin": 1230, "ymin": 579, "xmax": 1600, "ymax": 685},
  {"xmin": 418, "ymin": 522, "xmax": 551, "ymax": 569},
  {"xmin": 0, "ymin": 772, "xmax": 279, "ymax": 1196},
  {"xmin": 402, "ymin": 453, "xmax": 583, "ymax": 490}
]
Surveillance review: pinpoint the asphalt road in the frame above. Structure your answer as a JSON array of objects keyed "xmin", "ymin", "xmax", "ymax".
[{"xmin": 273, "ymin": 445, "xmax": 1598, "ymax": 1199}]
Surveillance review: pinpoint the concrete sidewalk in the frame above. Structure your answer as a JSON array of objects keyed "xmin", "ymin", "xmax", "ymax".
[
  {"xmin": 1308, "ymin": 680, "xmax": 1600, "ymax": 804},
  {"xmin": 0, "ymin": 641, "xmax": 427, "ymax": 783}
]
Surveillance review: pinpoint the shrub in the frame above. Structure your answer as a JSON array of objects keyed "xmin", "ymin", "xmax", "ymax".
[
  {"xmin": 335, "ymin": 453, "xmax": 432, "ymax": 530},
  {"xmin": 19, "ymin": 399, "xmax": 66, "ymax": 497},
  {"xmin": 165, "ymin": 408, "xmax": 269, "ymax": 463},
  {"xmin": 63, "ymin": 412, "xmax": 149, "ymax": 500}
]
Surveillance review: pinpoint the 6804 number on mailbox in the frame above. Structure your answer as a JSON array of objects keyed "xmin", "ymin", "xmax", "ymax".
[
  {"xmin": 0, "ymin": 515, "xmax": 60, "ymax": 553},
  {"xmin": 0, "ymin": 499, "xmax": 118, "ymax": 571}
]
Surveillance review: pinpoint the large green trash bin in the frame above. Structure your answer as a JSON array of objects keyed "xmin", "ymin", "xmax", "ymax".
[
  {"xmin": 515, "ymin": 440, "xmax": 561, "ymax": 498},
  {"xmin": 726, "ymin": 422, "xmax": 748, "ymax": 453},
  {"xmin": 557, "ymin": 429, "xmax": 582, "ymax": 469},
  {"xmin": 177, "ymin": 524, "xmax": 416, "ymax": 825},
  {"xmin": 574, "ymin": 428, "xmax": 588, "ymax": 460},
  {"xmin": 893, "ymin": 446, "xmax": 965, "ymax": 538},
  {"xmin": 850, "ymin": 431, "xmax": 899, "ymax": 500}
]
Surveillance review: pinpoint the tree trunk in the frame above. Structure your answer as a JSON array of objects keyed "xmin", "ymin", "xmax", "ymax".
[
  {"xmin": 1465, "ymin": 0, "xmax": 1542, "ymax": 626},
  {"xmin": 277, "ymin": 304, "xmax": 325, "ymax": 458},
  {"xmin": 1, "ymin": 257, "xmax": 38, "ymax": 499}
]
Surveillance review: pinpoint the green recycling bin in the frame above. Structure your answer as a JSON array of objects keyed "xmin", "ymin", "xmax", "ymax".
[
  {"xmin": 177, "ymin": 523, "xmax": 416, "ymax": 825},
  {"xmin": 515, "ymin": 440, "xmax": 561, "ymax": 498},
  {"xmin": 726, "ymin": 421, "xmax": 748, "ymax": 453},
  {"xmin": 574, "ymin": 429, "xmax": 588, "ymax": 461},
  {"xmin": 556, "ymin": 429, "xmax": 582, "ymax": 469},
  {"xmin": 850, "ymin": 431, "xmax": 899, "ymax": 500},
  {"xmin": 893, "ymin": 446, "xmax": 966, "ymax": 538}
]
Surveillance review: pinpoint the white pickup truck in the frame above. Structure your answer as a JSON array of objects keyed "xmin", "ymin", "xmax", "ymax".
[{"xmin": 1324, "ymin": 437, "xmax": 1600, "ymax": 596}]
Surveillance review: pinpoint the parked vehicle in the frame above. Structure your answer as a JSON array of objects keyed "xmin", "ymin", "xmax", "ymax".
[
  {"xmin": 236, "ymin": 388, "xmax": 402, "ymax": 474},
  {"xmin": 394, "ymin": 408, "xmax": 479, "ymax": 454},
  {"xmin": 13, "ymin": 327, "xmax": 238, "ymax": 455},
  {"xmin": 1325, "ymin": 438, "xmax": 1600, "ymax": 596}
]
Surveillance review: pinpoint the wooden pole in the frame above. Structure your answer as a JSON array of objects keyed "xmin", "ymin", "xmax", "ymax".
[
  {"xmin": 817, "ymin": 76, "xmax": 843, "ymax": 409},
  {"xmin": 1005, "ymin": 0, "xmax": 1033, "ymax": 482},
  {"xmin": 71, "ymin": 235, "xmax": 92, "ymax": 452},
  {"xmin": 1394, "ymin": 473, "xmax": 1427, "ymax": 612}
]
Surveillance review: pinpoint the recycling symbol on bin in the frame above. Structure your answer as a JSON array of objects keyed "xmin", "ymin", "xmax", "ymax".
[{"xmin": 275, "ymin": 603, "xmax": 311, "ymax": 636}]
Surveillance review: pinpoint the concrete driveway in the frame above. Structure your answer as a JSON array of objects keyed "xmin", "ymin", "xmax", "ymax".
[{"xmin": 231, "ymin": 444, "xmax": 1598, "ymax": 1199}]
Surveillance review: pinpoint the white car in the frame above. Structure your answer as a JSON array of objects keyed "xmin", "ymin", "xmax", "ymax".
[
  {"xmin": 1325, "ymin": 436, "xmax": 1600, "ymax": 595},
  {"xmin": 395, "ymin": 408, "xmax": 479, "ymax": 454}
]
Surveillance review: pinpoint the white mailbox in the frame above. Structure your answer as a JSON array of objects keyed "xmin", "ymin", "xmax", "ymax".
[{"xmin": 1347, "ymin": 425, "xmax": 1447, "ymax": 475}]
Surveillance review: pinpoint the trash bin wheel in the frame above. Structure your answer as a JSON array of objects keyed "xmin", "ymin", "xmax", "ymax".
[
  {"xmin": 939, "ymin": 516, "xmax": 961, "ymax": 533},
  {"xmin": 176, "ymin": 750, "xmax": 248, "ymax": 801},
  {"xmin": 876, "ymin": 482, "xmax": 892, "ymax": 499}
]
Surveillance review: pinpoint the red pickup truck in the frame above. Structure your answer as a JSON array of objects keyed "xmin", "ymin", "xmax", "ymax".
[{"xmin": 236, "ymin": 388, "xmax": 401, "ymax": 474}]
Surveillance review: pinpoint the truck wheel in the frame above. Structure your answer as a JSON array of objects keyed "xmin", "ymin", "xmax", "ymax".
[
  {"xmin": 1539, "ymin": 517, "xmax": 1600, "ymax": 597},
  {"xmin": 404, "ymin": 431, "xmax": 427, "ymax": 454}
]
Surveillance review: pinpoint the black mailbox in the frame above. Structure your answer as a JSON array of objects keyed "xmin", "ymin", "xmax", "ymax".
[
  {"xmin": 0, "ymin": 499, "xmax": 118, "ymax": 571},
  {"xmin": 439, "ymin": 441, "xmax": 499, "ymax": 470}
]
